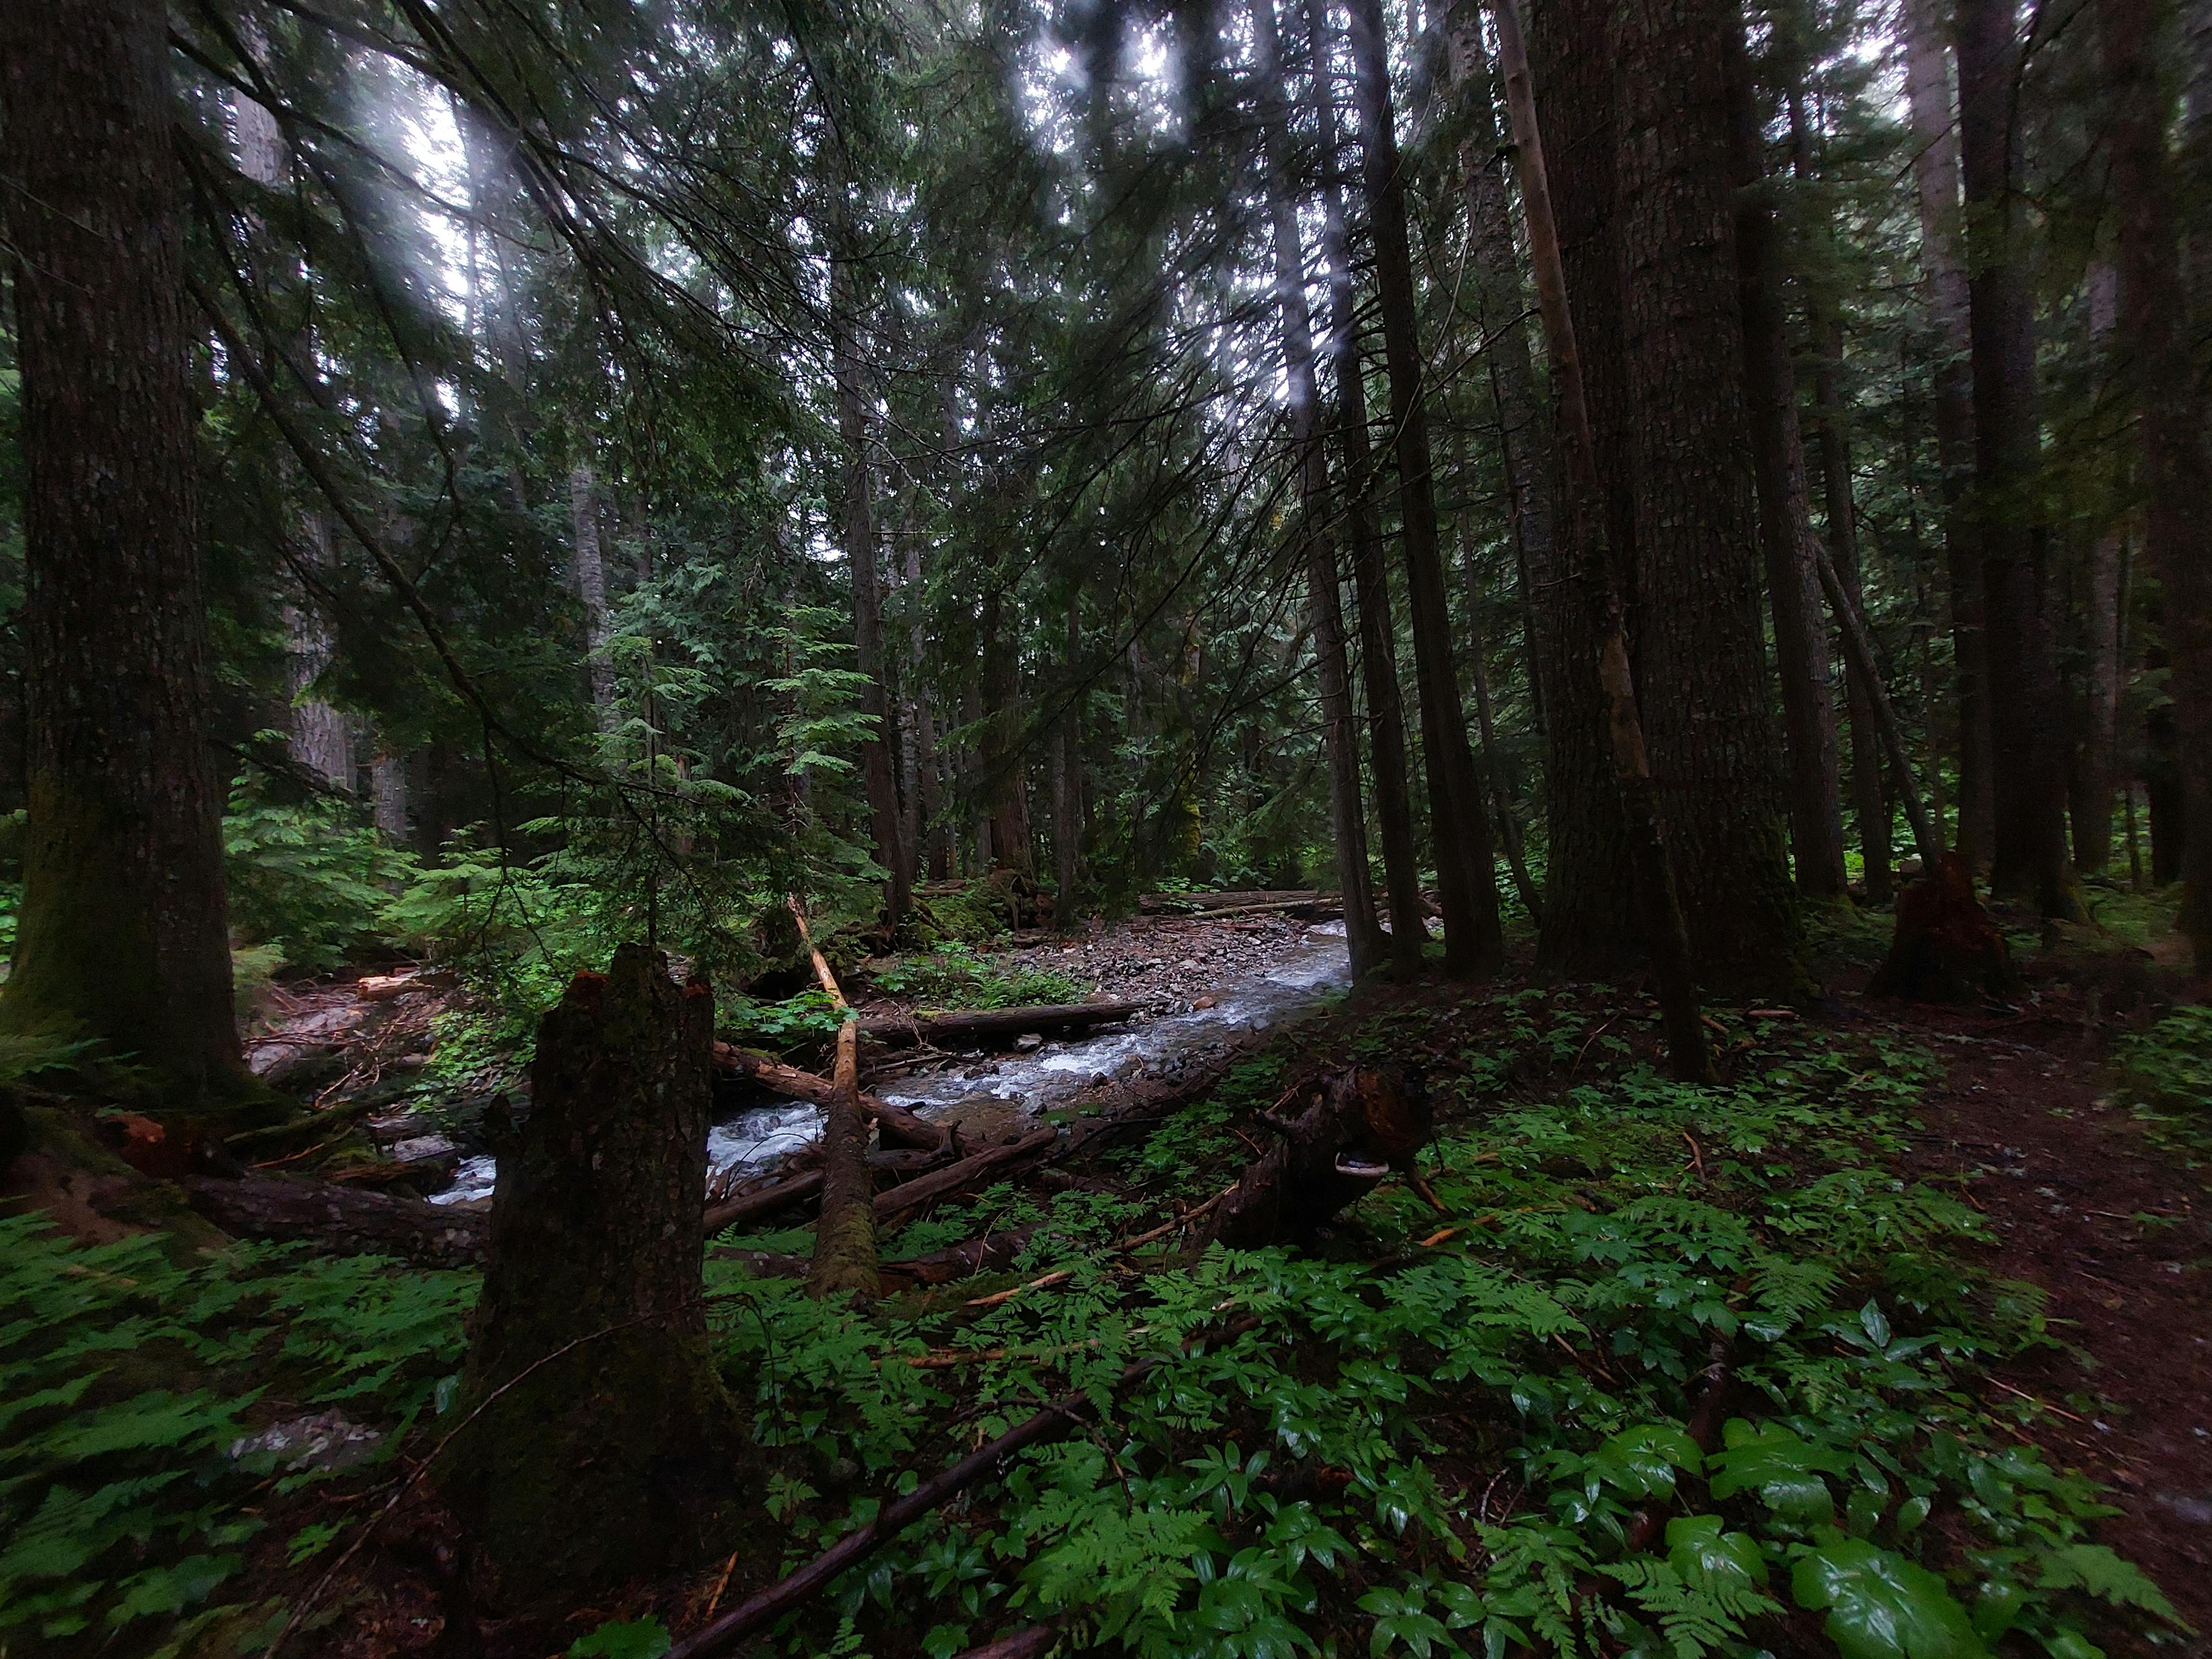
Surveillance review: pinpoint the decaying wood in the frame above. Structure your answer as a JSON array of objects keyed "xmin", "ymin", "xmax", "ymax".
[
  {"xmin": 183, "ymin": 1172, "xmax": 487, "ymax": 1267},
  {"xmin": 948, "ymin": 1628, "xmax": 1056, "ymax": 1659},
  {"xmin": 792, "ymin": 897, "xmax": 880, "ymax": 1300},
  {"xmin": 859, "ymin": 1001, "xmax": 1142, "ymax": 1050},
  {"xmin": 664, "ymin": 1314, "xmax": 1260, "ymax": 1659},
  {"xmin": 1206, "ymin": 1066, "xmax": 1430, "ymax": 1248},
  {"xmin": 1138, "ymin": 888, "xmax": 1318, "ymax": 912},
  {"xmin": 1866, "ymin": 851, "xmax": 2019, "ymax": 1002},
  {"xmin": 714, "ymin": 1041, "xmax": 945, "ymax": 1150},
  {"xmin": 874, "ymin": 1126, "xmax": 1058, "ymax": 1223},
  {"xmin": 702, "ymin": 1168, "xmax": 825, "ymax": 1235}
]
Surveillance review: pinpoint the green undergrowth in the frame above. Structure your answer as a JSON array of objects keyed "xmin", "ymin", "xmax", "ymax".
[
  {"xmin": 0, "ymin": 1224, "xmax": 476, "ymax": 1656},
  {"xmin": 866, "ymin": 944, "xmax": 1086, "ymax": 1013},
  {"xmin": 709, "ymin": 992, "xmax": 2184, "ymax": 1659},
  {"xmin": 3, "ymin": 988, "xmax": 2186, "ymax": 1659},
  {"xmin": 2111, "ymin": 1003, "xmax": 2212, "ymax": 1161}
]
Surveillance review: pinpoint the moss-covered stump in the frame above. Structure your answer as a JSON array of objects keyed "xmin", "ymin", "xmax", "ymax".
[{"xmin": 437, "ymin": 944, "xmax": 747, "ymax": 1612}]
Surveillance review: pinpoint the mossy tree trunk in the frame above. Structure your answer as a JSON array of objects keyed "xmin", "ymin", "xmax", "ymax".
[
  {"xmin": 0, "ymin": 0, "xmax": 244, "ymax": 1100},
  {"xmin": 440, "ymin": 945, "xmax": 744, "ymax": 1611}
]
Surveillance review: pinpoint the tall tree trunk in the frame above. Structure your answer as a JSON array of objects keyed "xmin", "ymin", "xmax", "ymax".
[
  {"xmin": 980, "ymin": 590, "xmax": 1032, "ymax": 874},
  {"xmin": 2103, "ymin": 0, "xmax": 2212, "ymax": 964},
  {"xmin": 2075, "ymin": 262, "xmax": 2124, "ymax": 876},
  {"xmin": 372, "ymin": 747, "xmax": 411, "ymax": 843},
  {"xmin": 1054, "ymin": 594, "xmax": 1083, "ymax": 926},
  {"xmin": 1489, "ymin": 0, "xmax": 1713, "ymax": 1081},
  {"xmin": 1445, "ymin": 0, "xmax": 1556, "ymax": 753},
  {"xmin": 233, "ymin": 56, "xmax": 353, "ymax": 795},
  {"xmin": 904, "ymin": 533, "xmax": 949, "ymax": 881},
  {"xmin": 832, "ymin": 234, "xmax": 911, "ymax": 924},
  {"xmin": 1900, "ymin": 0, "xmax": 1993, "ymax": 866},
  {"xmin": 1787, "ymin": 89, "xmax": 1893, "ymax": 900},
  {"xmin": 1613, "ymin": 0, "xmax": 1807, "ymax": 997},
  {"xmin": 1723, "ymin": 28, "xmax": 1849, "ymax": 901},
  {"xmin": 1346, "ymin": 0, "xmax": 1505, "ymax": 978},
  {"xmin": 0, "ymin": 0, "xmax": 244, "ymax": 1094},
  {"xmin": 1525, "ymin": 0, "xmax": 1645, "ymax": 978},
  {"xmin": 1256, "ymin": 0, "xmax": 1386, "ymax": 976},
  {"xmin": 1957, "ymin": 0, "xmax": 2077, "ymax": 918},
  {"xmin": 1309, "ymin": 0, "xmax": 1426, "ymax": 977},
  {"xmin": 570, "ymin": 465, "xmax": 618, "ymax": 728}
]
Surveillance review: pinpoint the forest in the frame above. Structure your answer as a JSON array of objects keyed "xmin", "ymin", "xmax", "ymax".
[{"xmin": 1, "ymin": 0, "xmax": 2209, "ymax": 1654}]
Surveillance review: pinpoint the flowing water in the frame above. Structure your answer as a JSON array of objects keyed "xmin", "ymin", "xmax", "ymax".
[{"xmin": 431, "ymin": 922, "xmax": 1353, "ymax": 1207}]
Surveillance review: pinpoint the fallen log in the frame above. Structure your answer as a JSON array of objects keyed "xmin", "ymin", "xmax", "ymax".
[
  {"xmin": 713, "ymin": 1041, "xmax": 945, "ymax": 1150},
  {"xmin": 1205, "ymin": 1066, "xmax": 1430, "ymax": 1249},
  {"xmin": 860, "ymin": 1001, "xmax": 1142, "ymax": 1050},
  {"xmin": 875, "ymin": 1126, "xmax": 1058, "ymax": 1223},
  {"xmin": 665, "ymin": 1313, "xmax": 1261, "ymax": 1659},
  {"xmin": 1138, "ymin": 888, "xmax": 1319, "ymax": 912},
  {"xmin": 702, "ymin": 1168, "xmax": 824, "ymax": 1235},
  {"xmin": 183, "ymin": 1172, "xmax": 487, "ymax": 1267}
]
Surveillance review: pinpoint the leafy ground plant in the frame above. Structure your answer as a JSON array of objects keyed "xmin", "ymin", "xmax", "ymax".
[
  {"xmin": 704, "ymin": 992, "xmax": 2184, "ymax": 1659},
  {"xmin": 0, "ymin": 1219, "xmax": 474, "ymax": 1654}
]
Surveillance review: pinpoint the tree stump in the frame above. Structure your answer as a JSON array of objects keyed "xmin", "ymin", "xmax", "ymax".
[
  {"xmin": 1866, "ymin": 851, "xmax": 2019, "ymax": 1002},
  {"xmin": 1205, "ymin": 1066, "xmax": 1430, "ymax": 1249},
  {"xmin": 437, "ymin": 945, "xmax": 747, "ymax": 1612}
]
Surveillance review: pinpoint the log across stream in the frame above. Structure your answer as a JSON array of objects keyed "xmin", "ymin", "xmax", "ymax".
[{"xmin": 429, "ymin": 922, "xmax": 1354, "ymax": 1210}]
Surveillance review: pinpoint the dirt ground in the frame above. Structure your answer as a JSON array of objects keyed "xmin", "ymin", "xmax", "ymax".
[{"xmin": 1836, "ymin": 940, "xmax": 2212, "ymax": 1645}]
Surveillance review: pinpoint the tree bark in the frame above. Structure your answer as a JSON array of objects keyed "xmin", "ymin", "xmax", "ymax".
[
  {"xmin": 1899, "ymin": 0, "xmax": 1993, "ymax": 866},
  {"xmin": 1445, "ymin": 0, "xmax": 1557, "ymax": 759},
  {"xmin": 438, "ymin": 946, "xmax": 742, "ymax": 1611},
  {"xmin": 1490, "ymin": 0, "xmax": 1714, "ymax": 1080},
  {"xmin": 832, "ymin": 230, "xmax": 911, "ymax": 925},
  {"xmin": 1722, "ymin": 28, "xmax": 1849, "ymax": 900},
  {"xmin": 1957, "ymin": 0, "xmax": 2078, "ymax": 918},
  {"xmin": 980, "ymin": 590, "xmax": 1032, "ymax": 874},
  {"xmin": 1524, "ymin": 0, "xmax": 1645, "ymax": 979},
  {"xmin": 2075, "ymin": 262, "xmax": 2124, "ymax": 877},
  {"xmin": 1346, "ymin": 0, "xmax": 1505, "ymax": 978},
  {"xmin": 905, "ymin": 533, "xmax": 950, "ymax": 881},
  {"xmin": 1255, "ymin": 0, "xmax": 1386, "ymax": 976},
  {"xmin": 1053, "ymin": 594, "xmax": 1084, "ymax": 927},
  {"xmin": 1612, "ymin": 0, "xmax": 1808, "ymax": 997},
  {"xmin": 2103, "ymin": 0, "xmax": 2212, "ymax": 964},
  {"xmin": 569, "ymin": 465, "xmax": 618, "ymax": 727},
  {"xmin": 1308, "ymin": 0, "xmax": 1427, "ymax": 978},
  {"xmin": 0, "ymin": 0, "xmax": 245, "ymax": 1096},
  {"xmin": 1787, "ymin": 89, "xmax": 1892, "ymax": 899}
]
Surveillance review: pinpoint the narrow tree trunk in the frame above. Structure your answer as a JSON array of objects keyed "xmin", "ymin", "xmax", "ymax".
[
  {"xmin": 832, "ymin": 237, "xmax": 911, "ymax": 925},
  {"xmin": 2104, "ymin": 0, "xmax": 2212, "ymax": 964},
  {"xmin": 1787, "ymin": 91, "xmax": 1892, "ymax": 901},
  {"xmin": 1899, "ymin": 0, "xmax": 1993, "ymax": 866},
  {"xmin": 1446, "ymin": 0, "xmax": 1558, "ymax": 757},
  {"xmin": 439, "ymin": 946, "xmax": 741, "ymax": 1609},
  {"xmin": 232, "ymin": 57, "xmax": 354, "ymax": 796},
  {"xmin": 1308, "ymin": 0, "xmax": 1426, "ymax": 978},
  {"xmin": 1256, "ymin": 0, "xmax": 1385, "ymax": 976},
  {"xmin": 1612, "ymin": 0, "xmax": 1807, "ymax": 997},
  {"xmin": 1957, "ymin": 0, "xmax": 2078, "ymax": 918},
  {"xmin": 1723, "ymin": 30, "xmax": 1849, "ymax": 900},
  {"xmin": 1346, "ymin": 0, "xmax": 1504, "ymax": 978},
  {"xmin": 1524, "ymin": 0, "xmax": 1646, "ymax": 979},
  {"xmin": 570, "ymin": 465, "xmax": 618, "ymax": 727},
  {"xmin": 0, "ymin": 0, "xmax": 244, "ymax": 1094},
  {"xmin": 2075, "ymin": 262, "xmax": 2124, "ymax": 876},
  {"xmin": 980, "ymin": 590, "xmax": 1032, "ymax": 873},
  {"xmin": 1054, "ymin": 594, "xmax": 1084, "ymax": 926},
  {"xmin": 371, "ymin": 748, "xmax": 411, "ymax": 842},
  {"xmin": 1490, "ymin": 0, "xmax": 1713, "ymax": 1081}
]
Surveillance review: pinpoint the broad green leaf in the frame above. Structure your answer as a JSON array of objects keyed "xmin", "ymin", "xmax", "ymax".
[
  {"xmin": 2035, "ymin": 1544, "xmax": 2181, "ymax": 1624},
  {"xmin": 568, "ymin": 1617, "xmax": 673, "ymax": 1659},
  {"xmin": 1589, "ymin": 1425, "xmax": 1704, "ymax": 1501},
  {"xmin": 1791, "ymin": 1539, "xmax": 1991, "ymax": 1659}
]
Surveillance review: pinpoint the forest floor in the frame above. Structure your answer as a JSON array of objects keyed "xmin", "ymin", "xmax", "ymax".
[
  {"xmin": 7, "ymin": 885, "xmax": 2210, "ymax": 1659},
  {"xmin": 1842, "ymin": 948, "xmax": 2212, "ymax": 1637}
]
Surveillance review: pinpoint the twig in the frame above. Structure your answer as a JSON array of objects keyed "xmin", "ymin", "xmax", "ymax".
[
  {"xmin": 269, "ymin": 1323, "xmax": 635, "ymax": 1658},
  {"xmin": 667, "ymin": 1316, "xmax": 1263, "ymax": 1659}
]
